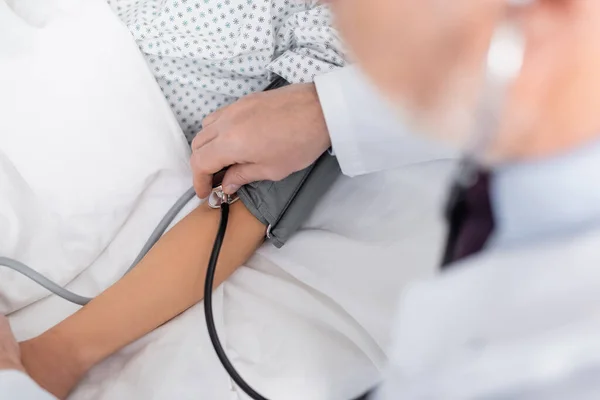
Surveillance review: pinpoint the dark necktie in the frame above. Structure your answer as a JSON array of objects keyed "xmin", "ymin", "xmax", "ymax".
[{"xmin": 441, "ymin": 170, "xmax": 495, "ymax": 267}]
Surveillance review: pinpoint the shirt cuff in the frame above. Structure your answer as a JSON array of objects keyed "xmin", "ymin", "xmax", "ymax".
[
  {"xmin": 0, "ymin": 370, "xmax": 57, "ymax": 400},
  {"xmin": 314, "ymin": 67, "xmax": 365, "ymax": 177}
]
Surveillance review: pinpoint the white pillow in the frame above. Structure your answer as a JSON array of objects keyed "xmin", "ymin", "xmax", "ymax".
[{"xmin": 0, "ymin": 0, "xmax": 191, "ymax": 312}]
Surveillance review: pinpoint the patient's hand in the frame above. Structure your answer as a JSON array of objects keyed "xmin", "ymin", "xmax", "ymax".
[
  {"xmin": 0, "ymin": 315, "xmax": 25, "ymax": 373},
  {"xmin": 17, "ymin": 201, "xmax": 265, "ymax": 399},
  {"xmin": 20, "ymin": 331, "xmax": 89, "ymax": 400}
]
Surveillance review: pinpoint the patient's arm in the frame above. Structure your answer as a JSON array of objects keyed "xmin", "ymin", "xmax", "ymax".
[{"xmin": 20, "ymin": 200, "xmax": 265, "ymax": 399}]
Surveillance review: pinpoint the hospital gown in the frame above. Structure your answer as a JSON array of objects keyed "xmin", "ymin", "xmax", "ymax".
[{"xmin": 106, "ymin": 0, "xmax": 347, "ymax": 141}]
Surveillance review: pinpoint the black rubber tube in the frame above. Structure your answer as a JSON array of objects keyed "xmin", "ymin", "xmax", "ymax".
[{"xmin": 203, "ymin": 202, "xmax": 269, "ymax": 400}]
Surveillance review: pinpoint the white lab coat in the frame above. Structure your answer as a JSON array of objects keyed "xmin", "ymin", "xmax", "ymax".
[
  {"xmin": 374, "ymin": 138, "xmax": 600, "ymax": 399},
  {"xmin": 375, "ymin": 222, "xmax": 600, "ymax": 399},
  {"xmin": 315, "ymin": 66, "xmax": 453, "ymax": 177}
]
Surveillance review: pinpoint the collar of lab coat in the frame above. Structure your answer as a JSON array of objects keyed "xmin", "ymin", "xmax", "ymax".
[
  {"xmin": 490, "ymin": 138, "xmax": 600, "ymax": 249},
  {"xmin": 378, "ymin": 138, "xmax": 600, "ymax": 400}
]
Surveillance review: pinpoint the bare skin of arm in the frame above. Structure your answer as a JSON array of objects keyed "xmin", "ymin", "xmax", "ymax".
[{"xmin": 19, "ymin": 201, "xmax": 265, "ymax": 399}]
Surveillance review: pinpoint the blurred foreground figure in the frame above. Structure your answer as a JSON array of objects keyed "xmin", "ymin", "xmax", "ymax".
[{"xmin": 330, "ymin": 0, "xmax": 600, "ymax": 398}]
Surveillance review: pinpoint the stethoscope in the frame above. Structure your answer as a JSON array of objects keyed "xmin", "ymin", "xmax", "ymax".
[{"xmin": 0, "ymin": 5, "xmax": 528, "ymax": 400}]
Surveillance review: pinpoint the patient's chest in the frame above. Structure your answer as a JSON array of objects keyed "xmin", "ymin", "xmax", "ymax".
[
  {"xmin": 106, "ymin": 0, "xmax": 328, "ymax": 140},
  {"xmin": 108, "ymin": 0, "xmax": 304, "ymax": 59}
]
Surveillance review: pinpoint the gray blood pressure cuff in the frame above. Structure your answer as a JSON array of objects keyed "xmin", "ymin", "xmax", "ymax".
[
  {"xmin": 235, "ymin": 75, "xmax": 341, "ymax": 247},
  {"xmin": 238, "ymin": 152, "xmax": 341, "ymax": 248}
]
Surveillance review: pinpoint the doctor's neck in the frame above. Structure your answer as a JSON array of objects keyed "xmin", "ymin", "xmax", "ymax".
[{"xmin": 487, "ymin": 127, "xmax": 600, "ymax": 165}]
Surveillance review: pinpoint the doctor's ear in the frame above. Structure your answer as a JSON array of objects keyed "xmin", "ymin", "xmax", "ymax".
[{"xmin": 490, "ymin": 0, "xmax": 600, "ymax": 162}]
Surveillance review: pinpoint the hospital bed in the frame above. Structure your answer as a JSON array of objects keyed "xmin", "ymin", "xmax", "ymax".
[{"xmin": 0, "ymin": 0, "xmax": 452, "ymax": 398}]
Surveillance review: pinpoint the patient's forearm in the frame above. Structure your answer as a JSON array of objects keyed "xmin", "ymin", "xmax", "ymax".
[
  {"xmin": 21, "ymin": 201, "xmax": 265, "ymax": 399},
  {"xmin": 63, "ymin": 200, "xmax": 264, "ymax": 364}
]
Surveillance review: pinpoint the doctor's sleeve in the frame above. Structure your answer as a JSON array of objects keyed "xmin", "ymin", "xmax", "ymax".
[
  {"xmin": 0, "ymin": 370, "xmax": 57, "ymax": 400},
  {"xmin": 314, "ymin": 66, "xmax": 456, "ymax": 177}
]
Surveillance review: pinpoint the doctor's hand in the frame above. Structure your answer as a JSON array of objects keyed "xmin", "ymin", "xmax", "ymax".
[
  {"xmin": 190, "ymin": 83, "xmax": 331, "ymax": 198},
  {"xmin": 0, "ymin": 315, "xmax": 24, "ymax": 372}
]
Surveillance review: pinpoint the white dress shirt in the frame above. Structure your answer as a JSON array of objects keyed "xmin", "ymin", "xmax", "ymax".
[
  {"xmin": 315, "ymin": 66, "xmax": 454, "ymax": 177},
  {"xmin": 0, "ymin": 370, "xmax": 55, "ymax": 400},
  {"xmin": 376, "ymin": 138, "xmax": 600, "ymax": 399}
]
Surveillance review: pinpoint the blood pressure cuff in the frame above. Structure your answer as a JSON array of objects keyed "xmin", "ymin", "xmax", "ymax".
[
  {"xmin": 237, "ymin": 152, "xmax": 341, "ymax": 248},
  {"xmin": 234, "ymin": 76, "xmax": 341, "ymax": 247}
]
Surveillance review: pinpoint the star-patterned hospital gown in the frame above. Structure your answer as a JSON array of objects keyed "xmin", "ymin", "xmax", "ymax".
[{"xmin": 106, "ymin": 0, "xmax": 347, "ymax": 142}]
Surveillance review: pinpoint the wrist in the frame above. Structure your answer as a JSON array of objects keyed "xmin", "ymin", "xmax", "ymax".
[
  {"xmin": 0, "ymin": 357, "xmax": 25, "ymax": 373},
  {"xmin": 20, "ymin": 329, "xmax": 94, "ymax": 399},
  {"xmin": 23, "ymin": 328, "xmax": 91, "ymax": 381}
]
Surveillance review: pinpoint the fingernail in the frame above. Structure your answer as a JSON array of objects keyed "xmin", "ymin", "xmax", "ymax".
[{"xmin": 225, "ymin": 184, "xmax": 240, "ymax": 194}]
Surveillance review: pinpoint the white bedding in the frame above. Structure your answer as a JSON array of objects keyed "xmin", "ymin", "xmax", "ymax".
[{"xmin": 0, "ymin": 0, "xmax": 454, "ymax": 398}]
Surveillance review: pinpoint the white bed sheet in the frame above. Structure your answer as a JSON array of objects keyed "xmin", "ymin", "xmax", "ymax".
[
  {"xmin": 10, "ymin": 165, "xmax": 452, "ymax": 400},
  {"xmin": 0, "ymin": 0, "xmax": 455, "ymax": 398}
]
